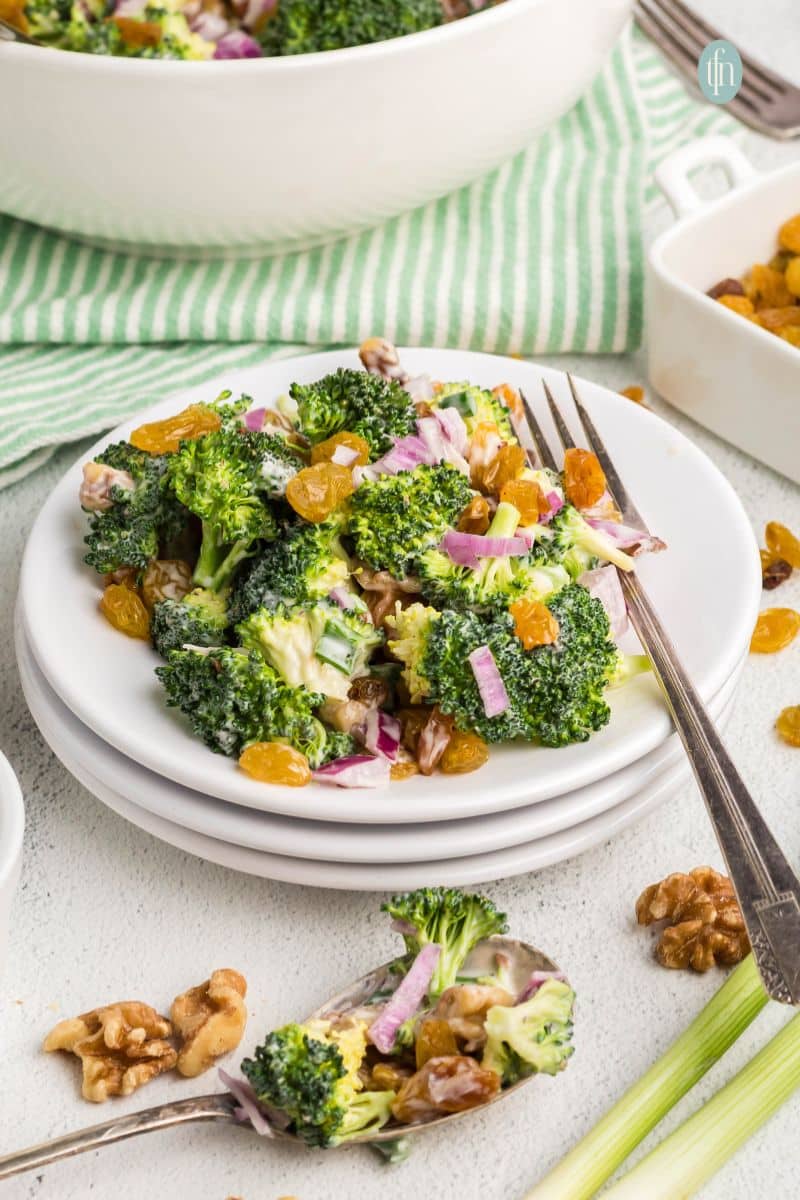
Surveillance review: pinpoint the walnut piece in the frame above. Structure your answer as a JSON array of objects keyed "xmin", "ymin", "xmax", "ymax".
[
  {"xmin": 433, "ymin": 984, "xmax": 515, "ymax": 1052},
  {"xmin": 140, "ymin": 559, "xmax": 193, "ymax": 610},
  {"xmin": 636, "ymin": 866, "xmax": 750, "ymax": 972},
  {"xmin": 79, "ymin": 461, "xmax": 135, "ymax": 512},
  {"xmin": 171, "ymin": 969, "xmax": 247, "ymax": 1078},
  {"xmin": 358, "ymin": 336, "xmax": 408, "ymax": 383},
  {"xmin": 43, "ymin": 1001, "xmax": 177, "ymax": 1102}
]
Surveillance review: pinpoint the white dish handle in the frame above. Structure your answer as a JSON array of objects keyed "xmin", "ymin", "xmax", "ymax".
[{"xmin": 655, "ymin": 136, "xmax": 757, "ymax": 219}]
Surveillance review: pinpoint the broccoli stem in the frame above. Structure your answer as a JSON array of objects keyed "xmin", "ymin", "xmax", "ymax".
[
  {"xmin": 487, "ymin": 501, "xmax": 521, "ymax": 540},
  {"xmin": 194, "ymin": 527, "xmax": 252, "ymax": 591}
]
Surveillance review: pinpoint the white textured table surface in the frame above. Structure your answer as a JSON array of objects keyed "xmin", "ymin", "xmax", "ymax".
[{"xmin": 3, "ymin": 101, "xmax": 800, "ymax": 1200}]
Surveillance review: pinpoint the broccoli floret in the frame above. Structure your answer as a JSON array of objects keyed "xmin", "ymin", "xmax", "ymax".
[
  {"xmin": 432, "ymin": 381, "xmax": 516, "ymax": 444},
  {"xmin": 24, "ymin": 0, "xmax": 72, "ymax": 40},
  {"xmin": 238, "ymin": 600, "xmax": 383, "ymax": 701},
  {"xmin": 349, "ymin": 464, "xmax": 473, "ymax": 579},
  {"xmin": 259, "ymin": 0, "xmax": 443, "ymax": 57},
  {"xmin": 241, "ymin": 1019, "xmax": 393, "ymax": 1149},
  {"xmin": 388, "ymin": 584, "xmax": 620, "ymax": 746},
  {"xmin": 155, "ymin": 646, "xmax": 346, "ymax": 767},
  {"xmin": 150, "ymin": 588, "xmax": 229, "ymax": 658},
  {"xmin": 481, "ymin": 979, "xmax": 575, "ymax": 1085},
  {"xmin": 169, "ymin": 427, "xmax": 300, "ymax": 592},
  {"xmin": 383, "ymin": 887, "xmax": 509, "ymax": 1001},
  {"xmin": 541, "ymin": 504, "xmax": 635, "ymax": 578},
  {"xmin": 83, "ymin": 441, "xmax": 187, "ymax": 576},
  {"xmin": 229, "ymin": 517, "xmax": 351, "ymax": 625},
  {"xmin": 418, "ymin": 500, "xmax": 571, "ymax": 612},
  {"xmin": 290, "ymin": 369, "xmax": 416, "ymax": 458}
]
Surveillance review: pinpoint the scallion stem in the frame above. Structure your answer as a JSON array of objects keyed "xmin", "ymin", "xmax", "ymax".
[
  {"xmin": 523, "ymin": 955, "xmax": 767, "ymax": 1200},
  {"xmin": 605, "ymin": 1009, "xmax": 800, "ymax": 1198}
]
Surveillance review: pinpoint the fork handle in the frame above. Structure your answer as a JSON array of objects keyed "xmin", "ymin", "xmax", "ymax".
[
  {"xmin": 622, "ymin": 571, "xmax": 800, "ymax": 1005},
  {"xmin": 0, "ymin": 1093, "xmax": 239, "ymax": 1181}
]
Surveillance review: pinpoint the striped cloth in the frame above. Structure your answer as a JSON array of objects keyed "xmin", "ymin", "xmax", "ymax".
[{"xmin": 0, "ymin": 27, "xmax": 735, "ymax": 487}]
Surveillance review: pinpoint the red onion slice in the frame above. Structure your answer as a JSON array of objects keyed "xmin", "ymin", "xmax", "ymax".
[
  {"xmin": 585, "ymin": 518, "xmax": 667, "ymax": 556},
  {"xmin": 579, "ymin": 565, "xmax": 629, "ymax": 640},
  {"xmin": 243, "ymin": 407, "xmax": 266, "ymax": 432},
  {"xmin": 440, "ymin": 529, "xmax": 528, "ymax": 570},
  {"xmin": 213, "ymin": 30, "xmax": 262, "ymax": 57},
  {"xmin": 369, "ymin": 944, "xmax": 442, "ymax": 1054},
  {"xmin": 363, "ymin": 708, "xmax": 401, "ymax": 761},
  {"xmin": 517, "ymin": 970, "xmax": 568, "ymax": 1004},
  {"xmin": 218, "ymin": 1069, "xmax": 276, "ymax": 1136},
  {"xmin": 468, "ymin": 645, "xmax": 510, "ymax": 718},
  {"xmin": 313, "ymin": 754, "xmax": 391, "ymax": 788}
]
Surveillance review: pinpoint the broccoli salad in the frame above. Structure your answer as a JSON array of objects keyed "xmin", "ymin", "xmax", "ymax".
[
  {"xmin": 18, "ymin": 0, "xmax": 495, "ymax": 61},
  {"xmin": 225, "ymin": 887, "xmax": 575, "ymax": 1146},
  {"xmin": 79, "ymin": 337, "xmax": 663, "ymax": 790}
]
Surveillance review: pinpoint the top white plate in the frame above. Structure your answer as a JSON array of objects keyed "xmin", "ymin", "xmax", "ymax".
[{"xmin": 19, "ymin": 348, "xmax": 760, "ymax": 824}]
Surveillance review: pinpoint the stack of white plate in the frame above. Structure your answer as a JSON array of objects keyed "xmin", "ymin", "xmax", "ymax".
[{"xmin": 16, "ymin": 350, "xmax": 760, "ymax": 890}]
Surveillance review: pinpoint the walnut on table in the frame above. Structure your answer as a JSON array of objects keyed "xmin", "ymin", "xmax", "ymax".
[
  {"xmin": 171, "ymin": 969, "xmax": 247, "ymax": 1078},
  {"xmin": 635, "ymin": 866, "xmax": 750, "ymax": 972},
  {"xmin": 43, "ymin": 1001, "xmax": 177, "ymax": 1102}
]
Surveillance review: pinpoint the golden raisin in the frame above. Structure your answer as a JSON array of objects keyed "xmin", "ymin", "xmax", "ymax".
[
  {"xmin": 439, "ymin": 731, "xmax": 489, "ymax": 775},
  {"xmin": 620, "ymin": 385, "xmax": 645, "ymax": 405},
  {"xmin": 762, "ymin": 557, "xmax": 792, "ymax": 591},
  {"xmin": 238, "ymin": 742, "xmax": 311, "ymax": 787},
  {"xmin": 491, "ymin": 383, "xmax": 523, "ymax": 420},
  {"xmin": 766, "ymin": 521, "xmax": 800, "ymax": 568},
  {"xmin": 499, "ymin": 478, "xmax": 548, "ymax": 525},
  {"xmin": 778, "ymin": 214, "xmax": 800, "ymax": 254},
  {"xmin": 398, "ymin": 707, "xmax": 431, "ymax": 755},
  {"xmin": 754, "ymin": 306, "xmax": 800, "ymax": 331},
  {"xmin": 390, "ymin": 760, "xmax": 419, "ymax": 782},
  {"xmin": 746, "ymin": 263, "xmax": 794, "ymax": 309},
  {"xmin": 415, "ymin": 1018, "xmax": 459, "ymax": 1069},
  {"xmin": 776, "ymin": 706, "xmax": 800, "ymax": 747},
  {"xmin": 111, "ymin": 15, "xmax": 163, "ymax": 47},
  {"xmin": 457, "ymin": 495, "xmax": 491, "ymax": 535},
  {"xmin": 99, "ymin": 584, "xmax": 150, "ymax": 639},
  {"xmin": 563, "ymin": 447, "xmax": 606, "ymax": 509},
  {"xmin": 510, "ymin": 598, "xmax": 560, "ymax": 649},
  {"xmin": 777, "ymin": 326, "xmax": 800, "ymax": 346},
  {"xmin": 310, "ymin": 431, "xmax": 370, "ymax": 468},
  {"xmin": 286, "ymin": 462, "xmax": 354, "ymax": 523},
  {"xmin": 371, "ymin": 1062, "xmax": 413, "ymax": 1092},
  {"xmin": 481, "ymin": 444, "xmax": 526, "ymax": 496},
  {"xmin": 391, "ymin": 1056, "xmax": 500, "ymax": 1124},
  {"xmin": 130, "ymin": 405, "xmax": 221, "ymax": 455},
  {"xmin": 750, "ymin": 608, "xmax": 800, "ymax": 654},
  {"xmin": 784, "ymin": 257, "xmax": 800, "ymax": 298},
  {"xmin": 717, "ymin": 294, "xmax": 755, "ymax": 317}
]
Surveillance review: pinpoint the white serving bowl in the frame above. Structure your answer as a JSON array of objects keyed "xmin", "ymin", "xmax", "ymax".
[
  {"xmin": 0, "ymin": 752, "xmax": 24, "ymax": 978},
  {"xmin": 647, "ymin": 136, "xmax": 800, "ymax": 484},
  {"xmin": 0, "ymin": 0, "xmax": 630, "ymax": 254}
]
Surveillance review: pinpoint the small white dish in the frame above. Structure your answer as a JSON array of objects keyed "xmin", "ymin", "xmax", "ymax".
[
  {"xmin": 15, "ymin": 616, "xmax": 745, "ymax": 864},
  {"xmin": 647, "ymin": 135, "xmax": 800, "ymax": 483},
  {"xmin": 0, "ymin": 751, "xmax": 24, "ymax": 975},
  {"xmin": 19, "ymin": 347, "xmax": 761, "ymax": 824},
  {"xmin": 17, "ymin": 629, "xmax": 739, "ymax": 889}
]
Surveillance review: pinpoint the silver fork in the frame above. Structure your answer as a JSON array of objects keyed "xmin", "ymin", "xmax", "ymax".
[
  {"xmin": 634, "ymin": 0, "xmax": 800, "ymax": 140},
  {"xmin": 517, "ymin": 374, "xmax": 800, "ymax": 1005}
]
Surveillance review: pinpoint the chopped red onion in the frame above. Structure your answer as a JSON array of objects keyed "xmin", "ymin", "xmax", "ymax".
[
  {"xmin": 543, "ymin": 490, "xmax": 564, "ymax": 522},
  {"xmin": 363, "ymin": 708, "xmax": 401, "ymax": 761},
  {"xmin": 403, "ymin": 374, "xmax": 435, "ymax": 403},
  {"xmin": 440, "ymin": 529, "xmax": 528, "ymax": 570},
  {"xmin": 313, "ymin": 754, "xmax": 391, "ymax": 788},
  {"xmin": 370, "ymin": 435, "xmax": 430, "ymax": 477},
  {"xmin": 432, "ymin": 405, "xmax": 469, "ymax": 457},
  {"xmin": 517, "ymin": 970, "xmax": 568, "ymax": 1004},
  {"xmin": 113, "ymin": 0, "xmax": 144, "ymax": 13},
  {"xmin": 243, "ymin": 407, "xmax": 266, "ymax": 432},
  {"xmin": 468, "ymin": 645, "xmax": 510, "ymax": 718},
  {"xmin": 218, "ymin": 1069, "xmax": 276, "ymax": 1136},
  {"xmin": 369, "ymin": 944, "xmax": 441, "ymax": 1054},
  {"xmin": 213, "ymin": 30, "xmax": 262, "ymax": 57},
  {"xmin": 190, "ymin": 9, "xmax": 230, "ymax": 39},
  {"xmin": 585, "ymin": 518, "xmax": 667, "ymax": 556},
  {"xmin": 331, "ymin": 444, "xmax": 359, "ymax": 467},
  {"xmin": 417, "ymin": 416, "xmax": 469, "ymax": 475},
  {"xmin": 328, "ymin": 586, "xmax": 358, "ymax": 611},
  {"xmin": 579, "ymin": 564, "xmax": 629, "ymax": 640}
]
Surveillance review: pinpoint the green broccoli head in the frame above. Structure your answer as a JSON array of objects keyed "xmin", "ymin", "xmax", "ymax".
[
  {"xmin": 169, "ymin": 427, "xmax": 300, "ymax": 591},
  {"xmin": 418, "ymin": 501, "xmax": 571, "ymax": 612},
  {"xmin": 150, "ymin": 588, "xmax": 229, "ymax": 658},
  {"xmin": 290, "ymin": 368, "xmax": 416, "ymax": 458},
  {"xmin": 83, "ymin": 441, "xmax": 188, "ymax": 576},
  {"xmin": 432, "ymin": 382, "xmax": 516, "ymax": 444},
  {"xmin": 229, "ymin": 517, "xmax": 351, "ymax": 625},
  {"xmin": 259, "ymin": 0, "xmax": 443, "ymax": 56},
  {"xmin": 542, "ymin": 504, "xmax": 635, "ymax": 578},
  {"xmin": 383, "ymin": 887, "xmax": 509, "ymax": 1000},
  {"xmin": 349, "ymin": 464, "xmax": 474, "ymax": 579},
  {"xmin": 237, "ymin": 600, "xmax": 383, "ymax": 701},
  {"xmin": 389, "ymin": 584, "xmax": 620, "ymax": 746},
  {"xmin": 24, "ymin": 0, "xmax": 72, "ymax": 40},
  {"xmin": 241, "ymin": 1019, "xmax": 393, "ymax": 1148},
  {"xmin": 155, "ymin": 646, "xmax": 347, "ymax": 767},
  {"xmin": 481, "ymin": 979, "xmax": 575, "ymax": 1085}
]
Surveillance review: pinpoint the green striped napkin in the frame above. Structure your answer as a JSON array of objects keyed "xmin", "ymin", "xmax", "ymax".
[{"xmin": 0, "ymin": 27, "xmax": 734, "ymax": 488}]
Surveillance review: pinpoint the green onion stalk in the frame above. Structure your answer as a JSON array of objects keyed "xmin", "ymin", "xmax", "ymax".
[{"xmin": 524, "ymin": 955, "xmax": 768, "ymax": 1200}]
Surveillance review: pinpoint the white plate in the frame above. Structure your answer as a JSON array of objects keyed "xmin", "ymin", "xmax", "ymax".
[
  {"xmin": 20, "ymin": 348, "xmax": 761, "ymax": 824},
  {"xmin": 18, "ymin": 628, "xmax": 738, "ymax": 890},
  {"xmin": 15, "ymin": 618, "xmax": 744, "ymax": 864}
]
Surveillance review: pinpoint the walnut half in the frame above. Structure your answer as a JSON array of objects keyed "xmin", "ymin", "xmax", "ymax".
[
  {"xmin": 636, "ymin": 866, "xmax": 750, "ymax": 972},
  {"xmin": 171, "ymin": 969, "xmax": 247, "ymax": 1078},
  {"xmin": 43, "ymin": 1002, "xmax": 177, "ymax": 1102}
]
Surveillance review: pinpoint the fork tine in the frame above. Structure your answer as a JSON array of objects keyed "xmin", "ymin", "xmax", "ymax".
[
  {"xmin": 542, "ymin": 380, "xmax": 576, "ymax": 451},
  {"xmin": 566, "ymin": 374, "xmax": 648, "ymax": 531},
  {"xmin": 634, "ymin": 1, "xmax": 707, "ymax": 84},
  {"xmin": 519, "ymin": 389, "xmax": 558, "ymax": 472}
]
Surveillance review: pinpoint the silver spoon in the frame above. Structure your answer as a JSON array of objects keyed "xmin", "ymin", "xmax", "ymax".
[
  {"xmin": 0, "ymin": 937, "xmax": 562, "ymax": 1180},
  {"xmin": 0, "ymin": 16, "xmax": 40, "ymax": 44}
]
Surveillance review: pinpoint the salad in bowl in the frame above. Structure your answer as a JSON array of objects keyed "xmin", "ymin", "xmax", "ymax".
[{"xmin": 78, "ymin": 338, "xmax": 662, "ymax": 791}]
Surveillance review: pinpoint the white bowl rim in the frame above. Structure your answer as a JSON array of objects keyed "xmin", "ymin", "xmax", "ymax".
[
  {"xmin": 0, "ymin": 0, "xmax": 537, "ymax": 74},
  {"xmin": 649, "ymin": 156, "xmax": 800, "ymax": 371},
  {"xmin": 0, "ymin": 752, "xmax": 24, "ymax": 887}
]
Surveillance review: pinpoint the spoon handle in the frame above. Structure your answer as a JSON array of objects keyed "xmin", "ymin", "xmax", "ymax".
[{"xmin": 0, "ymin": 1092, "xmax": 239, "ymax": 1180}]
